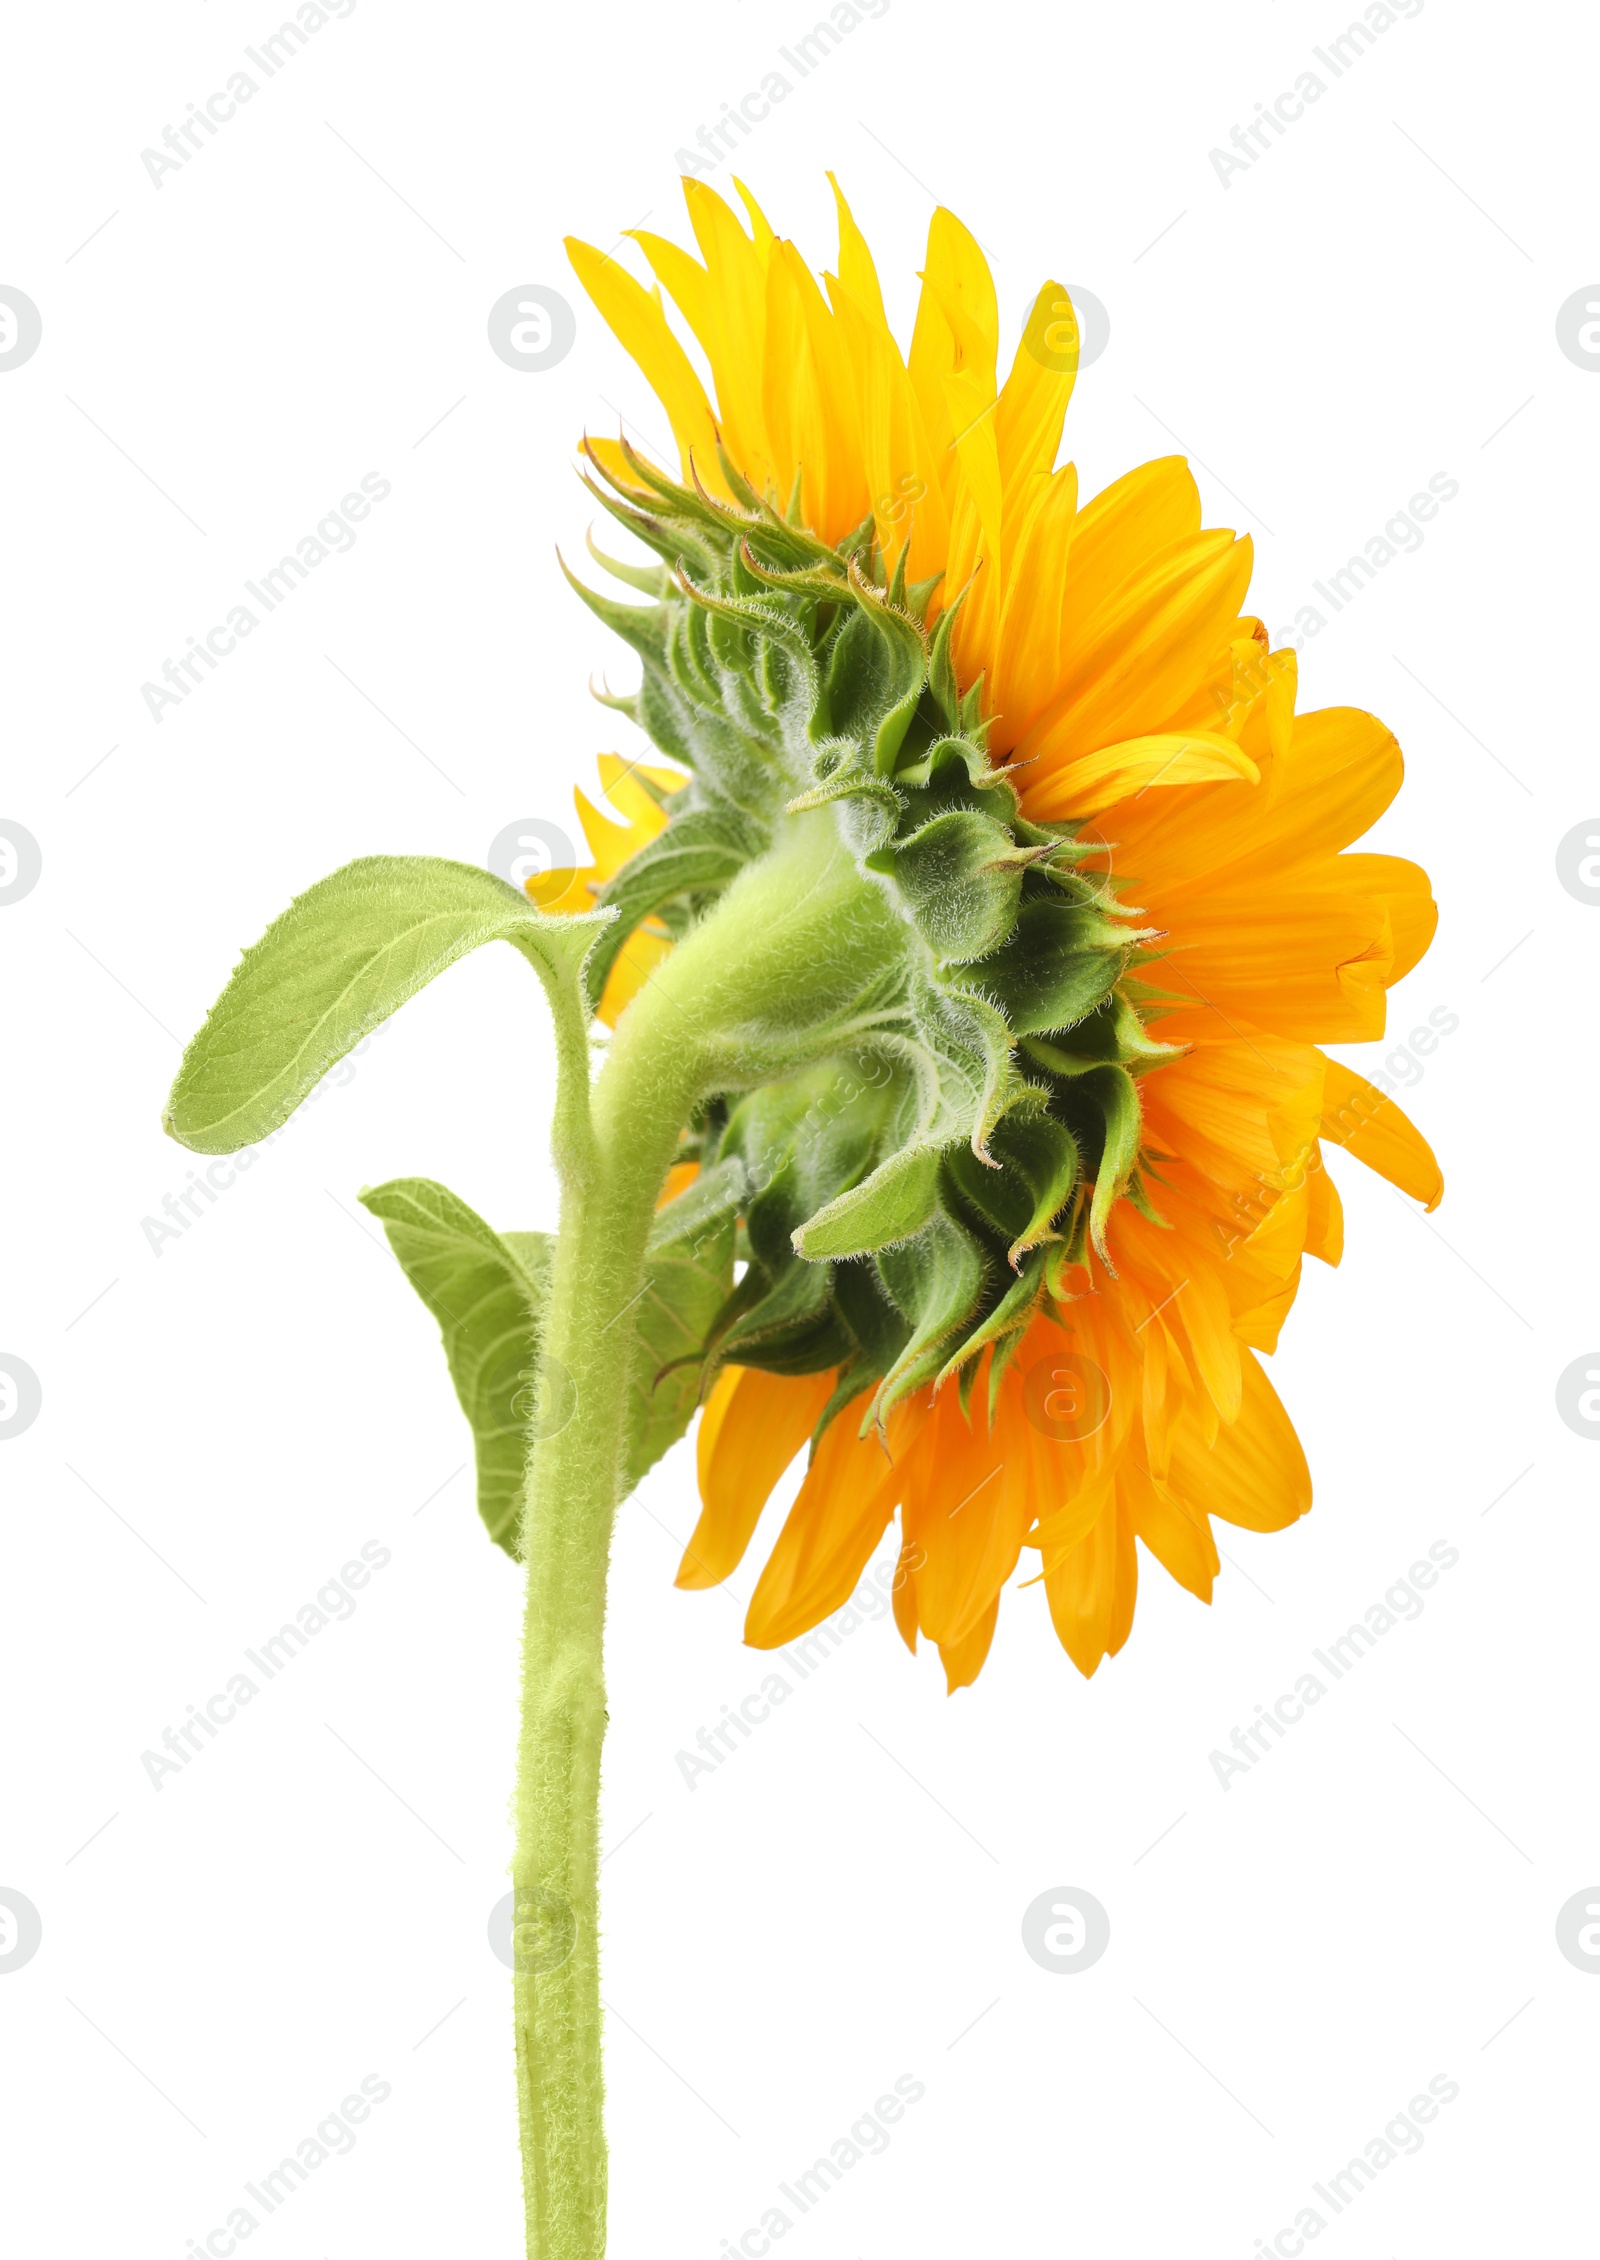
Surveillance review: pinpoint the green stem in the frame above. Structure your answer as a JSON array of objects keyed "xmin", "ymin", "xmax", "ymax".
[
  {"xmin": 511, "ymin": 1078, "xmax": 689, "ymax": 2259},
  {"xmin": 510, "ymin": 812, "xmax": 903, "ymax": 2258}
]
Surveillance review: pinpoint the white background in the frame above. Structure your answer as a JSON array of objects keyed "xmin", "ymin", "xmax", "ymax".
[{"xmin": 3, "ymin": 2, "xmax": 1596, "ymax": 2254}]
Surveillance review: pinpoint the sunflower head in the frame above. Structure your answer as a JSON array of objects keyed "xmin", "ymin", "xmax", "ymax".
[{"xmin": 545, "ymin": 178, "xmax": 1442, "ymax": 1689}]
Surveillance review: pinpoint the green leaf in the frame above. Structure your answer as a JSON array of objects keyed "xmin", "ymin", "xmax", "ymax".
[
  {"xmin": 705, "ymin": 1057, "xmax": 907, "ymax": 1357},
  {"xmin": 364, "ymin": 1168, "xmax": 737, "ymax": 1555},
  {"xmin": 164, "ymin": 856, "xmax": 611, "ymax": 1155},
  {"xmin": 360, "ymin": 1177, "xmax": 552, "ymax": 1560}
]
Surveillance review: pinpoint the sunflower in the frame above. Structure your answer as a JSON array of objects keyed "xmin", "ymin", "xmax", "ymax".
[{"xmin": 552, "ymin": 177, "xmax": 1442, "ymax": 1690}]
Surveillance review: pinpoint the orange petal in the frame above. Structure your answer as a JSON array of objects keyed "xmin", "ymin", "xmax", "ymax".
[
  {"xmin": 1159, "ymin": 883, "xmax": 1393, "ymax": 1042},
  {"xmin": 890, "ymin": 1537, "xmax": 921, "ymax": 1653},
  {"xmin": 657, "ymin": 1159, "xmax": 700, "ymax": 1210},
  {"xmin": 1165, "ymin": 1352, "xmax": 1311, "ymax": 1534},
  {"xmin": 898, "ymin": 1385, "xmax": 1028, "ymax": 1648},
  {"xmin": 677, "ymin": 1366, "xmax": 834, "ymax": 1590},
  {"xmin": 1125, "ymin": 1461, "xmax": 1218, "ymax": 1603},
  {"xmin": 1044, "ymin": 1499, "xmax": 1135, "ymax": 1677},
  {"xmin": 1320, "ymin": 1059, "xmax": 1444, "ymax": 1209},
  {"xmin": 1330, "ymin": 853, "xmax": 1438, "ymax": 982},
  {"xmin": 744, "ymin": 1398, "xmax": 915, "ymax": 1647},
  {"xmin": 938, "ymin": 1595, "xmax": 1000, "ymax": 1692}
]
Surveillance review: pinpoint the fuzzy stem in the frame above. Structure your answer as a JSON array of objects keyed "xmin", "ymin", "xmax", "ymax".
[
  {"xmin": 511, "ymin": 1068, "xmax": 691, "ymax": 2259},
  {"xmin": 510, "ymin": 811, "xmax": 904, "ymax": 2258}
]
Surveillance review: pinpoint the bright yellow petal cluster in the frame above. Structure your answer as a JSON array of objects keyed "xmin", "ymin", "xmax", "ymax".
[{"xmin": 560, "ymin": 181, "xmax": 1442, "ymax": 1687}]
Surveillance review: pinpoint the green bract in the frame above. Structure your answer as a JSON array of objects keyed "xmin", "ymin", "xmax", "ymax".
[{"xmin": 566, "ymin": 440, "xmax": 1182, "ymax": 1433}]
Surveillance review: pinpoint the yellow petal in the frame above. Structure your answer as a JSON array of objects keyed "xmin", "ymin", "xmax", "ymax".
[
  {"xmin": 1060, "ymin": 458, "xmax": 1201, "ymax": 617},
  {"xmin": 1022, "ymin": 533, "xmax": 1256, "ymax": 769},
  {"xmin": 826, "ymin": 173, "xmax": 886, "ymax": 322},
  {"xmin": 565, "ymin": 236, "xmax": 724, "ymax": 489},
  {"xmin": 730, "ymin": 175, "xmax": 777, "ymax": 256},
  {"xmin": 996, "ymin": 280, "xmax": 1077, "ymax": 511},
  {"xmin": 1023, "ymin": 731, "xmax": 1259, "ymax": 821},
  {"xmin": 595, "ymin": 926, "xmax": 673, "ymax": 1030},
  {"xmin": 1305, "ymin": 1155, "xmax": 1345, "ymax": 1263},
  {"xmin": 908, "ymin": 206, "xmax": 998, "ymax": 479},
  {"xmin": 1111, "ymin": 702, "xmax": 1402, "ymax": 898}
]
